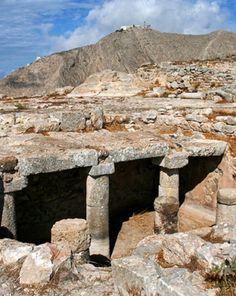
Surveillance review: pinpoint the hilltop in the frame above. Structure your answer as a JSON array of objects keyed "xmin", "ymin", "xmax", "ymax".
[{"xmin": 1, "ymin": 27, "xmax": 236, "ymax": 96}]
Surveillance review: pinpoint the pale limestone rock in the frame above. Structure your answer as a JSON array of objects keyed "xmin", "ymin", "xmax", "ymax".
[
  {"xmin": 59, "ymin": 112, "xmax": 86, "ymax": 131},
  {"xmin": 211, "ymin": 223, "xmax": 236, "ymax": 243},
  {"xmin": 91, "ymin": 108, "xmax": 104, "ymax": 130},
  {"xmin": 133, "ymin": 234, "xmax": 165, "ymax": 258},
  {"xmin": 196, "ymin": 242, "xmax": 236, "ymax": 269},
  {"xmin": 180, "ymin": 92, "xmax": 206, "ymax": 99},
  {"xmin": 51, "ymin": 218, "xmax": 90, "ymax": 253},
  {"xmin": 161, "ymin": 233, "xmax": 205, "ymax": 266},
  {"xmin": 0, "ymin": 239, "xmax": 33, "ymax": 265},
  {"xmin": 19, "ymin": 244, "xmax": 53, "ymax": 285},
  {"xmin": 89, "ymin": 162, "xmax": 115, "ymax": 177},
  {"xmin": 153, "ymin": 152, "xmax": 189, "ymax": 169},
  {"xmin": 141, "ymin": 110, "xmax": 157, "ymax": 123}
]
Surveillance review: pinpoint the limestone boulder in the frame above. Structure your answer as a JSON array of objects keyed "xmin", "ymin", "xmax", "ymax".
[
  {"xmin": 0, "ymin": 239, "xmax": 33, "ymax": 265},
  {"xmin": 51, "ymin": 218, "xmax": 90, "ymax": 253},
  {"xmin": 211, "ymin": 223, "xmax": 236, "ymax": 243},
  {"xmin": 196, "ymin": 242, "xmax": 236, "ymax": 270},
  {"xmin": 160, "ymin": 233, "xmax": 205, "ymax": 266},
  {"xmin": 19, "ymin": 244, "xmax": 54, "ymax": 285}
]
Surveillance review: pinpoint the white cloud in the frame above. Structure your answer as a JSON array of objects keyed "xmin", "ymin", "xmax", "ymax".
[{"xmin": 49, "ymin": 0, "xmax": 230, "ymax": 52}]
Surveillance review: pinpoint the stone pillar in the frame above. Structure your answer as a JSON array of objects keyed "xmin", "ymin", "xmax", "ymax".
[
  {"xmin": 152, "ymin": 153, "xmax": 188, "ymax": 234},
  {"xmin": 86, "ymin": 162, "xmax": 115, "ymax": 257},
  {"xmin": 0, "ymin": 193, "xmax": 16, "ymax": 238},
  {"xmin": 216, "ymin": 188, "xmax": 236, "ymax": 225}
]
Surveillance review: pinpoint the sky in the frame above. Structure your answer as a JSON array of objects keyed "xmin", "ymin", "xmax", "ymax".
[{"xmin": 0, "ymin": 0, "xmax": 236, "ymax": 78}]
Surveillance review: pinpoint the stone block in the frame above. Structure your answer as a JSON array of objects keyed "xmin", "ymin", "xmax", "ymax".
[
  {"xmin": 3, "ymin": 175, "xmax": 28, "ymax": 193},
  {"xmin": 89, "ymin": 162, "xmax": 115, "ymax": 177},
  {"xmin": 217, "ymin": 188, "xmax": 236, "ymax": 205},
  {"xmin": 0, "ymin": 239, "xmax": 33, "ymax": 265},
  {"xmin": 158, "ymin": 185, "xmax": 179, "ymax": 199},
  {"xmin": 153, "ymin": 152, "xmax": 188, "ymax": 169},
  {"xmin": 20, "ymin": 244, "xmax": 53, "ymax": 285},
  {"xmin": 159, "ymin": 168, "xmax": 179, "ymax": 188},
  {"xmin": 211, "ymin": 223, "xmax": 236, "ymax": 243},
  {"xmin": 60, "ymin": 112, "xmax": 86, "ymax": 131},
  {"xmin": 180, "ymin": 92, "xmax": 205, "ymax": 99},
  {"xmin": 91, "ymin": 108, "xmax": 104, "ymax": 130},
  {"xmin": 216, "ymin": 203, "xmax": 236, "ymax": 224},
  {"xmin": 51, "ymin": 218, "xmax": 90, "ymax": 253}
]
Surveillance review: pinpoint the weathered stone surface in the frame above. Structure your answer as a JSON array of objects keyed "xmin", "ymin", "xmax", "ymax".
[
  {"xmin": 87, "ymin": 175, "xmax": 110, "ymax": 257},
  {"xmin": 161, "ymin": 233, "xmax": 205, "ymax": 266},
  {"xmin": 89, "ymin": 162, "xmax": 115, "ymax": 177},
  {"xmin": 153, "ymin": 153, "xmax": 188, "ymax": 169},
  {"xmin": 154, "ymin": 196, "xmax": 179, "ymax": 234},
  {"xmin": 158, "ymin": 186, "xmax": 179, "ymax": 199},
  {"xmin": 91, "ymin": 108, "xmax": 104, "ymax": 130},
  {"xmin": 111, "ymin": 212, "xmax": 154, "ymax": 259},
  {"xmin": 3, "ymin": 174, "xmax": 28, "ymax": 193},
  {"xmin": 217, "ymin": 188, "xmax": 236, "ymax": 205},
  {"xmin": 0, "ymin": 239, "xmax": 33, "ymax": 265},
  {"xmin": 51, "ymin": 219, "xmax": 90, "ymax": 253},
  {"xmin": 183, "ymin": 140, "xmax": 227, "ymax": 157},
  {"xmin": 133, "ymin": 234, "xmax": 165, "ymax": 259},
  {"xmin": 0, "ymin": 194, "xmax": 16, "ymax": 238},
  {"xmin": 112, "ymin": 255, "xmax": 161, "ymax": 296},
  {"xmin": 180, "ymin": 92, "xmax": 206, "ymax": 99},
  {"xmin": 178, "ymin": 171, "xmax": 219, "ymax": 232},
  {"xmin": 216, "ymin": 203, "xmax": 236, "ymax": 224},
  {"xmin": 141, "ymin": 110, "xmax": 157, "ymax": 124},
  {"xmin": 159, "ymin": 168, "xmax": 179, "ymax": 188},
  {"xmin": 59, "ymin": 112, "xmax": 86, "ymax": 131},
  {"xmin": 108, "ymin": 142, "xmax": 168, "ymax": 163},
  {"xmin": 19, "ymin": 244, "xmax": 54, "ymax": 285},
  {"xmin": 196, "ymin": 242, "xmax": 236, "ymax": 269},
  {"xmin": 18, "ymin": 149, "xmax": 98, "ymax": 176},
  {"xmin": 211, "ymin": 223, "xmax": 236, "ymax": 243},
  {"xmin": 112, "ymin": 255, "xmax": 217, "ymax": 296}
]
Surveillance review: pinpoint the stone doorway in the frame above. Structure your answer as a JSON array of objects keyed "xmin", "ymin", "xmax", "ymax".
[
  {"xmin": 15, "ymin": 167, "xmax": 89, "ymax": 244},
  {"xmin": 109, "ymin": 158, "xmax": 159, "ymax": 252}
]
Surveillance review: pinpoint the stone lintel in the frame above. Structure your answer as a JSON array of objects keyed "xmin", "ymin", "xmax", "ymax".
[
  {"xmin": 183, "ymin": 140, "xmax": 227, "ymax": 157},
  {"xmin": 89, "ymin": 162, "xmax": 115, "ymax": 177},
  {"xmin": 18, "ymin": 149, "xmax": 98, "ymax": 176},
  {"xmin": 108, "ymin": 142, "xmax": 168, "ymax": 163},
  {"xmin": 152, "ymin": 152, "xmax": 189, "ymax": 169}
]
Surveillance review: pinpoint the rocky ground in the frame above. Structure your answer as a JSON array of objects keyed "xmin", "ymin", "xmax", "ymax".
[{"xmin": 0, "ymin": 57, "xmax": 236, "ymax": 295}]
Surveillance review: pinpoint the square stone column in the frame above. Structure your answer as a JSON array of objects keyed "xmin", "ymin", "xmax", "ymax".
[
  {"xmin": 0, "ymin": 193, "xmax": 16, "ymax": 238},
  {"xmin": 86, "ymin": 162, "xmax": 115, "ymax": 258}
]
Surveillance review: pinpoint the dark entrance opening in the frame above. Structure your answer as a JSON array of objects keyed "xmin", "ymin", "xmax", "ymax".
[
  {"xmin": 179, "ymin": 156, "xmax": 223, "ymax": 205},
  {"xmin": 109, "ymin": 158, "xmax": 159, "ymax": 252},
  {"xmin": 15, "ymin": 167, "xmax": 89, "ymax": 244}
]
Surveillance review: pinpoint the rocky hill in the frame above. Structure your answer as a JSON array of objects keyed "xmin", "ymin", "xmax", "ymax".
[{"xmin": 1, "ymin": 27, "xmax": 236, "ymax": 96}]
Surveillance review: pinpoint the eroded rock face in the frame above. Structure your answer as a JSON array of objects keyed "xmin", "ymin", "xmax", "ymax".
[
  {"xmin": 19, "ymin": 244, "xmax": 53, "ymax": 285},
  {"xmin": 178, "ymin": 171, "xmax": 220, "ymax": 232}
]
